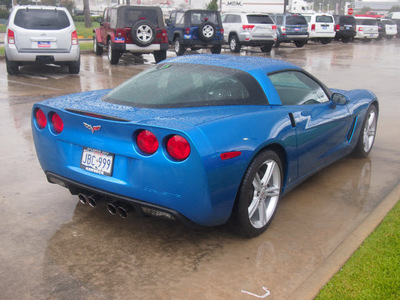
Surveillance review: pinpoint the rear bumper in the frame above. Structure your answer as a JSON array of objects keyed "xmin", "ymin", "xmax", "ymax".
[
  {"xmin": 278, "ymin": 34, "xmax": 309, "ymax": 42},
  {"xmin": 181, "ymin": 38, "xmax": 224, "ymax": 47},
  {"xmin": 112, "ymin": 43, "xmax": 169, "ymax": 53},
  {"xmin": 309, "ymin": 32, "xmax": 335, "ymax": 38},
  {"xmin": 355, "ymin": 32, "xmax": 379, "ymax": 39},
  {"xmin": 5, "ymin": 44, "xmax": 80, "ymax": 62}
]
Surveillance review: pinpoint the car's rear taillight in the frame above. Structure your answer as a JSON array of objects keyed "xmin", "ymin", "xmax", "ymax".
[
  {"xmin": 7, "ymin": 29, "xmax": 15, "ymax": 44},
  {"xmin": 155, "ymin": 28, "xmax": 168, "ymax": 44},
  {"xmin": 242, "ymin": 25, "xmax": 255, "ymax": 30},
  {"xmin": 185, "ymin": 27, "xmax": 190, "ymax": 34},
  {"xmin": 50, "ymin": 112, "xmax": 64, "ymax": 134},
  {"xmin": 272, "ymin": 25, "xmax": 277, "ymax": 30},
  {"xmin": 35, "ymin": 108, "xmax": 47, "ymax": 129},
  {"xmin": 220, "ymin": 28, "xmax": 224, "ymax": 34},
  {"xmin": 358, "ymin": 26, "xmax": 363, "ymax": 32},
  {"xmin": 136, "ymin": 130, "xmax": 159, "ymax": 155},
  {"xmin": 311, "ymin": 24, "xmax": 316, "ymax": 31},
  {"xmin": 71, "ymin": 30, "xmax": 78, "ymax": 45},
  {"xmin": 281, "ymin": 26, "xmax": 286, "ymax": 35},
  {"xmin": 335, "ymin": 24, "xmax": 340, "ymax": 31},
  {"xmin": 166, "ymin": 135, "xmax": 190, "ymax": 161}
]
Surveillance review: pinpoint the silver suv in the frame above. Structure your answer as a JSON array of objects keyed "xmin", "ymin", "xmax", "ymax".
[
  {"xmin": 5, "ymin": 6, "xmax": 80, "ymax": 75},
  {"xmin": 222, "ymin": 13, "xmax": 277, "ymax": 53}
]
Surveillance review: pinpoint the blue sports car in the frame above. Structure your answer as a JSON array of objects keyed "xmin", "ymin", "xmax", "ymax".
[{"xmin": 32, "ymin": 55, "xmax": 378, "ymax": 237}]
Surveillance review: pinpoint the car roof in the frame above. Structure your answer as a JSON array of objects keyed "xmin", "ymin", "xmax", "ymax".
[
  {"xmin": 13, "ymin": 5, "xmax": 69, "ymax": 11},
  {"xmin": 163, "ymin": 54, "xmax": 299, "ymax": 76}
]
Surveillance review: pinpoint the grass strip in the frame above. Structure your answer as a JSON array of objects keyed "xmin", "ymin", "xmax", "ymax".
[{"xmin": 316, "ymin": 199, "xmax": 400, "ymax": 299}]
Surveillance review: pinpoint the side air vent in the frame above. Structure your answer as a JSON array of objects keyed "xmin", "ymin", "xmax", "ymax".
[{"xmin": 347, "ymin": 116, "xmax": 358, "ymax": 142}]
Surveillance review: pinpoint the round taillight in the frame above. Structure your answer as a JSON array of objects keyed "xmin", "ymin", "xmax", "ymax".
[
  {"xmin": 167, "ymin": 135, "xmax": 190, "ymax": 161},
  {"xmin": 35, "ymin": 108, "xmax": 47, "ymax": 129},
  {"xmin": 51, "ymin": 112, "xmax": 64, "ymax": 134},
  {"xmin": 136, "ymin": 130, "xmax": 159, "ymax": 155}
]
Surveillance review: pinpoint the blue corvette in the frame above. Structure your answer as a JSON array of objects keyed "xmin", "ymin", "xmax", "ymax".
[{"xmin": 32, "ymin": 55, "xmax": 378, "ymax": 237}]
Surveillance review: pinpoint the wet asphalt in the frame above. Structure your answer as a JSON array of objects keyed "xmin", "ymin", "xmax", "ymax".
[{"xmin": 0, "ymin": 40, "xmax": 399, "ymax": 300}]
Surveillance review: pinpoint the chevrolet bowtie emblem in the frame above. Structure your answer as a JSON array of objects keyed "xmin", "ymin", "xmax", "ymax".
[{"xmin": 83, "ymin": 122, "xmax": 101, "ymax": 133}]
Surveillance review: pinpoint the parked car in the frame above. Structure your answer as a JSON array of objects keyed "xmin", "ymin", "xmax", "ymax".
[
  {"xmin": 354, "ymin": 17, "xmax": 379, "ymax": 42},
  {"xmin": 386, "ymin": 11, "xmax": 400, "ymax": 37},
  {"xmin": 32, "ymin": 55, "xmax": 379, "ymax": 238},
  {"xmin": 93, "ymin": 5, "xmax": 169, "ymax": 64},
  {"xmin": 221, "ymin": 12, "xmax": 277, "ymax": 53},
  {"xmin": 166, "ymin": 9, "xmax": 224, "ymax": 56},
  {"xmin": 5, "ymin": 5, "xmax": 80, "ymax": 75},
  {"xmin": 303, "ymin": 13, "xmax": 335, "ymax": 44},
  {"xmin": 333, "ymin": 15, "xmax": 356, "ymax": 43},
  {"xmin": 377, "ymin": 19, "xmax": 397, "ymax": 40},
  {"xmin": 271, "ymin": 13, "xmax": 309, "ymax": 48}
]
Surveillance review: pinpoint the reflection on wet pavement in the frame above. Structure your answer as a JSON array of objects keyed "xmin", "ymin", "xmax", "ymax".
[{"xmin": 0, "ymin": 40, "xmax": 399, "ymax": 299}]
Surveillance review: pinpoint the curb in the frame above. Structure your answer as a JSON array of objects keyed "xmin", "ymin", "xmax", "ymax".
[{"xmin": 289, "ymin": 182, "xmax": 400, "ymax": 300}]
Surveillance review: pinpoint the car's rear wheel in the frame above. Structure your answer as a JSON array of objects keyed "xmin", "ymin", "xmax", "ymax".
[
  {"xmin": 153, "ymin": 50, "xmax": 167, "ymax": 63},
  {"xmin": 386, "ymin": 35, "xmax": 393, "ymax": 40},
  {"xmin": 108, "ymin": 40, "xmax": 120, "ymax": 65},
  {"xmin": 211, "ymin": 45, "xmax": 222, "ymax": 54},
  {"xmin": 6, "ymin": 56, "xmax": 19, "ymax": 75},
  {"xmin": 93, "ymin": 35, "xmax": 103, "ymax": 56},
  {"xmin": 198, "ymin": 21, "xmax": 216, "ymax": 42},
  {"xmin": 341, "ymin": 36, "xmax": 351, "ymax": 43},
  {"xmin": 68, "ymin": 56, "xmax": 80, "ymax": 74},
  {"xmin": 294, "ymin": 41, "xmax": 306, "ymax": 48},
  {"xmin": 260, "ymin": 43, "xmax": 273, "ymax": 53},
  {"xmin": 353, "ymin": 105, "xmax": 378, "ymax": 158},
  {"xmin": 235, "ymin": 150, "xmax": 282, "ymax": 238},
  {"xmin": 229, "ymin": 35, "xmax": 240, "ymax": 53},
  {"xmin": 131, "ymin": 20, "xmax": 155, "ymax": 47},
  {"xmin": 174, "ymin": 37, "xmax": 186, "ymax": 56}
]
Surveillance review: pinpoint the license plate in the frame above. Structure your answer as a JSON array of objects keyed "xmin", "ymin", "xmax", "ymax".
[
  {"xmin": 38, "ymin": 41, "xmax": 50, "ymax": 48},
  {"xmin": 80, "ymin": 147, "xmax": 114, "ymax": 176}
]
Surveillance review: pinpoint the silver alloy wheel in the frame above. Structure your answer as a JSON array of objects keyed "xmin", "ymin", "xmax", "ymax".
[
  {"xmin": 362, "ymin": 109, "xmax": 377, "ymax": 153},
  {"xmin": 107, "ymin": 41, "xmax": 112, "ymax": 61},
  {"xmin": 230, "ymin": 37, "xmax": 237, "ymax": 51},
  {"xmin": 93, "ymin": 36, "xmax": 97, "ymax": 52},
  {"xmin": 202, "ymin": 25, "xmax": 214, "ymax": 38},
  {"xmin": 174, "ymin": 39, "xmax": 181, "ymax": 53},
  {"xmin": 248, "ymin": 159, "xmax": 281, "ymax": 229},
  {"xmin": 136, "ymin": 25, "xmax": 153, "ymax": 43}
]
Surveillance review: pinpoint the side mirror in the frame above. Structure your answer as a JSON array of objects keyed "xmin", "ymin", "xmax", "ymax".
[
  {"xmin": 331, "ymin": 93, "xmax": 349, "ymax": 106},
  {"xmin": 165, "ymin": 19, "xmax": 171, "ymax": 25},
  {"xmin": 97, "ymin": 17, "xmax": 103, "ymax": 23}
]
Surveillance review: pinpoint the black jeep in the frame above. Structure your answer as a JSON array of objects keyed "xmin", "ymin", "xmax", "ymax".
[{"xmin": 166, "ymin": 10, "xmax": 224, "ymax": 56}]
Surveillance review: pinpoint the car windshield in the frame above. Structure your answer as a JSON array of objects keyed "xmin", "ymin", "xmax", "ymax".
[
  {"xmin": 14, "ymin": 9, "xmax": 70, "ymax": 30},
  {"xmin": 316, "ymin": 15, "xmax": 333, "ymax": 23},
  {"xmin": 104, "ymin": 63, "xmax": 268, "ymax": 108},
  {"xmin": 190, "ymin": 11, "xmax": 218, "ymax": 25},
  {"xmin": 286, "ymin": 15, "xmax": 308, "ymax": 25},
  {"xmin": 247, "ymin": 15, "xmax": 274, "ymax": 24},
  {"xmin": 118, "ymin": 8, "xmax": 159, "ymax": 27}
]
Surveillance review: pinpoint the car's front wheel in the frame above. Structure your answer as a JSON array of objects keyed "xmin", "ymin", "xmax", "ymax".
[
  {"xmin": 93, "ymin": 35, "xmax": 103, "ymax": 56},
  {"xmin": 108, "ymin": 40, "xmax": 120, "ymax": 65},
  {"xmin": 229, "ymin": 35, "xmax": 240, "ymax": 53},
  {"xmin": 353, "ymin": 105, "xmax": 378, "ymax": 158},
  {"xmin": 235, "ymin": 150, "xmax": 282, "ymax": 238},
  {"xmin": 174, "ymin": 37, "xmax": 186, "ymax": 56},
  {"xmin": 320, "ymin": 38, "xmax": 332, "ymax": 44}
]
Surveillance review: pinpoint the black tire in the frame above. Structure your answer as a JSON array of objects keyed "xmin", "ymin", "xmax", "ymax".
[
  {"xmin": 260, "ymin": 43, "xmax": 273, "ymax": 53},
  {"xmin": 294, "ymin": 41, "xmax": 306, "ymax": 48},
  {"xmin": 6, "ymin": 56, "xmax": 19, "ymax": 75},
  {"xmin": 198, "ymin": 21, "xmax": 216, "ymax": 42},
  {"xmin": 68, "ymin": 56, "xmax": 80, "ymax": 74},
  {"xmin": 93, "ymin": 35, "xmax": 103, "ymax": 56},
  {"xmin": 353, "ymin": 105, "xmax": 378, "ymax": 158},
  {"xmin": 386, "ymin": 35, "xmax": 394, "ymax": 40},
  {"xmin": 131, "ymin": 20, "xmax": 156, "ymax": 47},
  {"xmin": 235, "ymin": 150, "xmax": 283, "ymax": 238},
  {"xmin": 320, "ymin": 38, "xmax": 332, "ymax": 44},
  {"xmin": 174, "ymin": 37, "xmax": 186, "ymax": 56},
  {"xmin": 274, "ymin": 41, "xmax": 281, "ymax": 48},
  {"xmin": 341, "ymin": 37, "xmax": 351, "ymax": 43},
  {"xmin": 228, "ymin": 35, "xmax": 240, "ymax": 53},
  {"xmin": 153, "ymin": 50, "xmax": 167, "ymax": 63},
  {"xmin": 211, "ymin": 45, "xmax": 222, "ymax": 54},
  {"xmin": 362, "ymin": 39, "xmax": 372, "ymax": 43},
  {"xmin": 107, "ymin": 40, "xmax": 120, "ymax": 65}
]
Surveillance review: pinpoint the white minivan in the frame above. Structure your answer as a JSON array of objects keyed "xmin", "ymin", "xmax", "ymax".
[
  {"xmin": 303, "ymin": 13, "xmax": 335, "ymax": 44},
  {"xmin": 5, "ymin": 6, "xmax": 80, "ymax": 75}
]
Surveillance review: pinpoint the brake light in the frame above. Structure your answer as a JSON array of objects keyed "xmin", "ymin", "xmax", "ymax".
[
  {"xmin": 155, "ymin": 28, "xmax": 168, "ymax": 44},
  {"xmin": 71, "ymin": 30, "xmax": 78, "ymax": 45},
  {"xmin": 311, "ymin": 24, "xmax": 316, "ymax": 31},
  {"xmin": 335, "ymin": 24, "xmax": 340, "ymax": 31},
  {"xmin": 242, "ymin": 25, "xmax": 255, "ymax": 30},
  {"xmin": 7, "ymin": 29, "xmax": 15, "ymax": 44},
  {"xmin": 50, "ymin": 112, "xmax": 64, "ymax": 134},
  {"xmin": 220, "ymin": 28, "xmax": 224, "ymax": 34},
  {"xmin": 136, "ymin": 130, "xmax": 159, "ymax": 155},
  {"xmin": 281, "ymin": 26, "xmax": 286, "ymax": 35},
  {"xmin": 35, "ymin": 108, "xmax": 47, "ymax": 129},
  {"xmin": 358, "ymin": 26, "xmax": 363, "ymax": 32},
  {"xmin": 185, "ymin": 27, "xmax": 190, "ymax": 34},
  {"xmin": 167, "ymin": 135, "xmax": 190, "ymax": 161},
  {"xmin": 272, "ymin": 25, "xmax": 277, "ymax": 30}
]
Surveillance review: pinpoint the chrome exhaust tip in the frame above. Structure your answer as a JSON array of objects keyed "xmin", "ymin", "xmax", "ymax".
[
  {"xmin": 117, "ymin": 204, "xmax": 133, "ymax": 219},
  {"xmin": 87, "ymin": 194, "xmax": 101, "ymax": 208},
  {"xmin": 78, "ymin": 193, "xmax": 88, "ymax": 205},
  {"xmin": 107, "ymin": 201, "xmax": 119, "ymax": 216}
]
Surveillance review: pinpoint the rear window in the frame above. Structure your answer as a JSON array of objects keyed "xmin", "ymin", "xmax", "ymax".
[
  {"xmin": 357, "ymin": 18, "xmax": 378, "ymax": 26},
  {"xmin": 316, "ymin": 16, "xmax": 333, "ymax": 23},
  {"xmin": 189, "ymin": 11, "xmax": 219, "ymax": 25},
  {"xmin": 104, "ymin": 63, "xmax": 268, "ymax": 108},
  {"xmin": 339, "ymin": 16, "xmax": 355, "ymax": 25},
  {"xmin": 14, "ymin": 9, "xmax": 70, "ymax": 30},
  {"xmin": 118, "ymin": 8, "xmax": 160, "ymax": 27},
  {"xmin": 382, "ymin": 20, "xmax": 395, "ymax": 25},
  {"xmin": 247, "ymin": 15, "xmax": 274, "ymax": 24},
  {"xmin": 286, "ymin": 15, "xmax": 308, "ymax": 25}
]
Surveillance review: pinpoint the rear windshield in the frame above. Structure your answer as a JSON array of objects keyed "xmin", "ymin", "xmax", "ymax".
[
  {"xmin": 189, "ymin": 11, "xmax": 219, "ymax": 25},
  {"xmin": 104, "ymin": 63, "xmax": 268, "ymax": 108},
  {"xmin": 118, "ymin": 8, "xmax": 159, "ymax": 27},
  {"xmin": 382, "ymin": 20, "xmax": 395, "ymax": 25},
  {"xmin": 339, "ymin": 16, "xmax": 355, "ymax": 25},
  {"xmin": 316, "ymin": 16, "xmax": 333, "ymax": 23},
  {"xmin": 247, "ymin": 15, "xmax": 274, "ymax": 24},
  {"xmin": 14, "ymin": 9, "xmax": 70, "ymax": 30},
  {"xmin": 286, "ymin": 15, "xmax": 308, "ymax": 25},
  {"xmin": 356, "ymin": 18, "xmax": 377, "ymax": 25}
]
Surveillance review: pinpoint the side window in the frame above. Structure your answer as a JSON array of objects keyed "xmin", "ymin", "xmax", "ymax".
[
  {"xmin": 110, "ymin": 8, "xmax": 117, "ymax": 28},
  {"xmin": 169, "ymin": 12, "xmax": 176, "ymax": 23},
  {"xmin": 176, "ymin": 11, "xmax": 184, "ymax": 25},
  {"xmin": 233, "ymin": 15, "xmax": 241, "ymax": 23},
  {"xmin": 276, "ymin": 16, "xmax": 283, "ymax": 25},
  {"xmin": 269, "ymin": 71, "xmax": 330, "ymax": 105}
]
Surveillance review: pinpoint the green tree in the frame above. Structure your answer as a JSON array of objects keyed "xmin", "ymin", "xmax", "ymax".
[
  {"xmin": 389, "ymin": 5, "xmax": 400, "ymax": 13},
  {"xmin": 207, "ymin": 0, "xmax": 218, "ymax": 11}
]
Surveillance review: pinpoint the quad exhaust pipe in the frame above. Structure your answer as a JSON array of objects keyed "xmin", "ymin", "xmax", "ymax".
[
  {"xmin": 78, "ymin": 193, "xmax": 133, "ymax": 218},
  {"xmin": 78, "ymin": 193, "xmax": 103, "ymax": 207}
]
